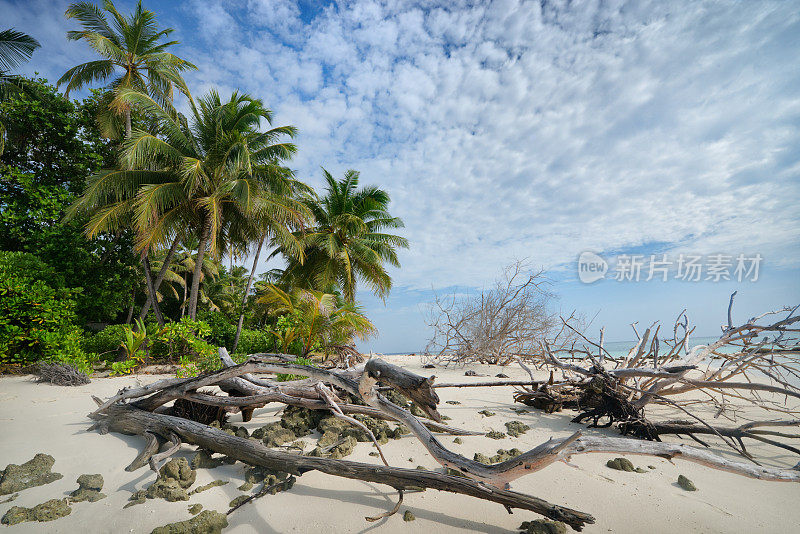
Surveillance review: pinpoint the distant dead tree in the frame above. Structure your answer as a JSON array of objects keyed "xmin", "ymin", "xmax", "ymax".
[{"xmin": 425, "ymin": 261, "xmax": 574, "ymax": 365}]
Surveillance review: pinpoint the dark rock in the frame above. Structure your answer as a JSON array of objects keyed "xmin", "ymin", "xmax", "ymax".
[
  {"xmin": 496, "ymin": 373, "xmax": 510, "ymax": 378},
  {"xmin": 518, "ymin": 519, "xmax": 567, "ymax": 534},
  {"xmin": 0, "ymin": 453, "xmax": 63, "ymax": 495},
  {"xmin": 678, "ymin": 475, "xmax": 697, "ymax": 491},
  {"xmin": 382, "ymin": 390, "xmax": 411, "ymax": 408},
  {"xmin": 606, "ymin": 457, "xmax": 635, "ymax": 472},
  {"xmin": 453, "ymin": 437, "xmax": 463, "ymax": 444},
  {"xmin": 422, "ymin": 364, "xmax": 435, "ymax": 369},
  {"xmin": 478, "ymin": 410, "xmax": 495, "ymax": 417},
  {"xmin": 445, "ymin": 400, "xmax": 461, "ymax": 405},
  {"xmin": 410, "ymin": 403, "xmax": 427, "ymax": 418},
  {"xmin": 228, "ymin": 495, "xmax": 249, "ymax": 508},
  {"xmin": 145, "ymin": 458, "xmax": 197, "ymax": 502},
  {"xmin": 70, "ymin": 474, "xmax": 106, "ymax": 502},
  {"xmin": 2, "ymin": 499, "xmax": 71, "ymax": 525},
  {"xmin": 475, "ymin": 449, "xmax": 522, "ymax": 464},
  {"xmin": 160, "ymin": 458, "xmax": 196, "ymax": 489},
  {"xmin": 464, "ymin": 370, "xmax": 478, "ymax": 376},
  {"xmin": 280, "ymin": 406, "xmax": 325, "ymax": 437},
  {"xmin": 191, "ymin": 451, "xmax": 223, "ymax": 469},
  {"xmin": 150, "ymin": 510, "xmax": 228, "ymax": 534},
  {"xmin": 505, "ymin": 420, "xmax": 530, "ymax": 437},
  {"xmin": 124, "ymin": 490, "xmax": 147, "ymax": 508}
]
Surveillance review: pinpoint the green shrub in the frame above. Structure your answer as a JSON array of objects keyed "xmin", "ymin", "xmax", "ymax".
[
  {"xmin": 0, "ymin": 251, "xmax": 94, "ymax": 372},
  {"xmin": 197, "ymin": 311, "xmax": 236, "ymax": 349},
  {"xmin": 149, "ymin": 318, "xmax": 211, "ymax": 361},
  {"xmin": 83, "ymin": 324, "xmax": 128, "ymax": 358},
  {"xmin": 235, "ymin": 328, "xmax": 275, "ymax": 355}
]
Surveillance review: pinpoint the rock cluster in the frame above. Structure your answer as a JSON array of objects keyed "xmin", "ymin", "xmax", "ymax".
[
  {"xmin": 150, "ymin": 510, "xmax": 228, "ymax": 534},
  {"xmin": 69, "ymin": 474, "xmax": 106, "ymax": 502},
  {"xmin": 2, "ymin": 499, "xmax": 71, "ymax": 525},
  {"xmin": 0, "ymin": 453, "xmax": 63, "ymax": 495}
]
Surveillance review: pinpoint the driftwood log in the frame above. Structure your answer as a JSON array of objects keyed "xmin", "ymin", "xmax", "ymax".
[
  {"xmin": 88, "ymin": 348, "xmax": 800, "ymax": 531},
  {"xmin": 506, "ymin": 297, "xmax": 800, "ymax": 461}
]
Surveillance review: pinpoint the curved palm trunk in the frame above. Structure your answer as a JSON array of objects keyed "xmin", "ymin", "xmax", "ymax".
[
  {"xmin": 232, "ymin": 234, "xmax": 266, "ymax": 352},
  {"xmin": 142, "ymin": 254, "xmax": 165, "ymax": 327},
  {"xmin": 188, "ymin": 215, "xmax": 212, "ymax": 320},
  {"xmin": 138, "ymin": 236, "xmax": 180, "ymax": 322}
]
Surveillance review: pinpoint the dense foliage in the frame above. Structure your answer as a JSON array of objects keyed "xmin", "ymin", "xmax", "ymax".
[{"xmin": 0, "ymin": 1, "xmax": 407, "ymax": 375}]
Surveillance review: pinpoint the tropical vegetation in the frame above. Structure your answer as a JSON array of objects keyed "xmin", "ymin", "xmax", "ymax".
[{"xmin": 0, "ymin": 0, "xmax": 408, "ymax": 377}]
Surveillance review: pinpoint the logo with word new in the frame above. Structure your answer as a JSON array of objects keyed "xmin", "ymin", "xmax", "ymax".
[{"xmin": 578, "ymin": 251, "xmax": 607, "ymax": 283}]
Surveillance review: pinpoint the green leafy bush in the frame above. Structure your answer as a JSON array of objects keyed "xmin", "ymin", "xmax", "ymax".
[
  {"xmin": 235, "ymin": 328, "xmax": 275, "ymax": 355},
  {"xmin": 0, "ymin": 251, "xmax": 94, "ymax": 372},
  {"xmin": 197, "ymin": 311, "xmax": 236, "ymax": 349},
  {"xmin": 83, "ymin": 324, "xmax": 128, "ymax": 358}
]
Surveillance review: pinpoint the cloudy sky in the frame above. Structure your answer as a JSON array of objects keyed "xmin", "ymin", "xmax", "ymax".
[{"xmin": 5, "ymin": 0, "xmax": 799, "ymax": 351}]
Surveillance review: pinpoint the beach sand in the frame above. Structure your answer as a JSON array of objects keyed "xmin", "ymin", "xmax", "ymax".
[{"xmin": 1, "ymin": 354, "xmax": 798, "ymax": 533}]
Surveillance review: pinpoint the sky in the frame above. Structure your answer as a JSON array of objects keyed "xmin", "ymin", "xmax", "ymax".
[{"xmin": 4, "ymin": 0, "xmax": 799, "ymax": 352}]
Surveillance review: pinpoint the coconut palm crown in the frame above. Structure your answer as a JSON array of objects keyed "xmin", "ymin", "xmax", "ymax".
[
  {"xmin": 275, "ymin": 169, "xmax": 408, "ymax": 303},
  {"xmin": 69, "ymin": 87, "xmax": 307, "ymax": 320},
  {"xmin": 57, "ymin": 0, "xmax": 196, "ymax": 136}
]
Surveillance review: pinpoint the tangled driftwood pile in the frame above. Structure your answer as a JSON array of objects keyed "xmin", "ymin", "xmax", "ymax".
[
  {"xmin": 512, "ymin": 294, "xmax": 800, "ymax": 463},
  {"xmin": 88, "ymin": 301, "xmax": 800, "ymax": 532}
]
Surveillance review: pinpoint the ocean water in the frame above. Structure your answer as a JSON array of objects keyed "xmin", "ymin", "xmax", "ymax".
[{"xmin": 383, "ymin": 336, "xmax": 725, "ymax": 359}]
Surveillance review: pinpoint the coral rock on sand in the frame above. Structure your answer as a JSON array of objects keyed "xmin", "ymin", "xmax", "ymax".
[
  {"xmin": 505, "ymin": 420, "xmax": 530, "ymax": 437},
  {"xmin": 606, "ymin": 457, "xmax": 635, "ymax": 472},
  {"xmin": 403, "ymin": 510, "xmax": 416, "ymax": 521},
  {"xmin": 2, "ymin": 498, "xmax": 71, "ymax": 525},
  {"xmin": 229, "ymin": 495, "xmax": 249, "ymax": 508},
  {"xmin": 486, "ymin": 430, "xmax": 506, "ymax": 439},
  {"xmin": 519, "ymin": 519, "xmax": 567, "ymax": 534},
  {"xmin": 191, "ymin": 450, "xmax": 224, "ymax": 469},
  {"xmin": 678, "ymin": 475, "xmax": 697, "ymax": 491},
  {"xmin": 188, "ymin": 504, "xmax": 203, "ymax": 515},
  {"xmin": 70, "ymin": 474, "xmax": 106, "ymax": 502},
  {"xmin": 478, "ymin": 410, "xmax": 496, "ymax": 417},
  {"xmin": 475, "ymin": 449, "xmax": 522, "ymax": 465},
  {"xmin": 150, "ymin": 510, "xmax": 228, "ymax": 534},
  {"xmin": 144, "ymin": 458, "xmax": 197, "ymax": 502},
  {"xmin": 0, "ymin": 453, "xmax": 63, "ymax": 495}
]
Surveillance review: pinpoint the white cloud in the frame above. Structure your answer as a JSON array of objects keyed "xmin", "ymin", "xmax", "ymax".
[{"xmin": 6, "ymin": 0, "xmax": 798, "ymax": 299}]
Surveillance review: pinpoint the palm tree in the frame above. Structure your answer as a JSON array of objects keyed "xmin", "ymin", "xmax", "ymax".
[
  {"xmin": 107, "ymin": 87, "xmax": 305, "ymax": 320},
  {"xmin": 59, "ymin": 0, "xmax": 196, "ymax": 325},
  {"xmin": 0, "ymin": 28, "xmax": 40, "ymax": 153},
  {"xmin": 58, "ymin": 0, "xmax": 196, "ymax": 138},
  {"xmin": 275, "ymin": 169, "xmax": 408, "ymax": 303},
  {"xmin": 257, "ymin": 284, "xmax": 376, "ymax": 359}
]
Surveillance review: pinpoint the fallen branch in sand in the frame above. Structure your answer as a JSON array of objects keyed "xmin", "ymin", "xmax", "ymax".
[
  {"xmin": 88, "ymin": 344, "xmax": 800, "ymax": 531},
  {"xmin": 510, "ymin": 296, "xmax": 800, "ymax": 460}
]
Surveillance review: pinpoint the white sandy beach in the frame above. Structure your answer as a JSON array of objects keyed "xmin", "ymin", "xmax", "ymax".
[{"xmin": 1, "ymin": 354, "xmax": 798, "ymax": 533}]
